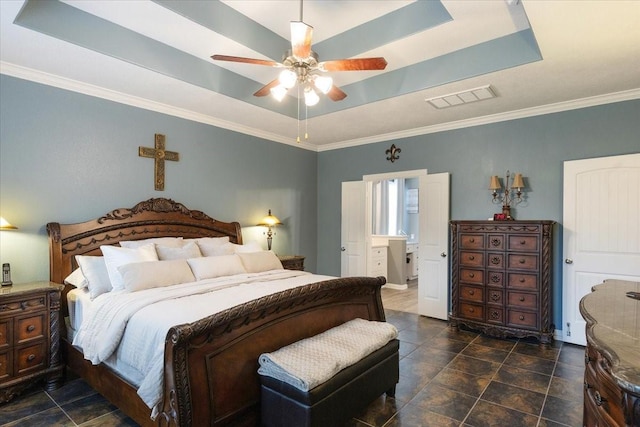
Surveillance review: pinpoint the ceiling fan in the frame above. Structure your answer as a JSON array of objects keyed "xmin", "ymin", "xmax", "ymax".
[{"xmin": 211, "ymin": 0, "xmax": 387, "ymax": 106}]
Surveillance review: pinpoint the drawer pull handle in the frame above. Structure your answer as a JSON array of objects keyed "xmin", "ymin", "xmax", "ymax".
[
  {"xmin": 594, "ymin": 391, "xmax": 606, "ymax": 406},
  {"xmin": 519, "ymin": 278, "xmax": 525, "ymax": 283},
  {"xmin": 21, "ymin": 302, "xmax": 27, "ymax": 310},
  {"xmin": 469, "ymin": 238, "xmax": 475, "ymax": 243},
  {"xmin": 519, "ymin": 315, "xmax": 525, "ymax": 321},
  {"xmin": 469, "ymin": 273, "xmax": 475, "ymax": 278},
  {"xmin": 468, "ymin": 290, "xmax": 475, "ymax": 296},
  {"xmin": 27, "ymin": 354, "xmax": 36, "ymax": 362},
  {"xmin": 520, "ymin": 240, "xmax": 526, "ymax": 245},
  {"xmin": 519, "ymin": 296, "xmax": 525, "ymax": 302},
  {"xmin": 469, "ymin": 255, "xmax": 475, "ymax": 260},
  {"xmin": 468, "ymin": 308, "xmax": 475, "ymax": 313},
  {"xmin": 519, "ymin": 259, "xmax": 526, "ymax": 264},
  {"xmin": 27, "ymin": 325, "xmax": 36, "ymax": 332}
]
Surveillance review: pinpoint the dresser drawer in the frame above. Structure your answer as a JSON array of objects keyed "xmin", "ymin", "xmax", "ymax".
[
  {"xmin": 486, "ymin": 289, "xmax": 504, "ymax": 305},
  {"xmin": 507, "ymin": 291, "xmax": 537, "ymax": 309},
  {"xmin": 459, "ymin": 303, "xmax": 483, "ymax": 321},
  {"xmin": 486, "ymin": 271, "xmax": 504, "ymax": 287},
  {"xmin": 486, "ymin": 306, "xmax": 503, "ymax": 324},
  {"xmin": 459, "ymin": 251, "xmax": 483, "ymax": 267},
  {"xmin": 508, "ymin": 235, "xmax": 539, "ymax": 251},
  {"xmin": 16, "ymin": 314, "xmax": 45, "ymax": 344},
  {"xmin": 460, "ymin": 234, "xmax": 484, "ymax": 250},
  {"xmin": 459, "ymin": 269, "xmax": 483, "ymax": 285},
  {"xmin": 16, "ymin": 342, "xmax": 46, "ymax": 375},
  {"xmin": 507, "ymin": 273, "xmax": 538, "ymax": 290},
  {"xmin": 507, "ymin": 309, "xmax": 538, "ymax": 329},
  {"xmin": 487, "ymin": 234, "xmax": 504, "ymax": 250},
  {"xmin": 486, "ymin": 253, "xmax": 504, "ymax": 269},
  {"xmin": 507, "ymin": 254, "xmax": 538, "ymax": 270},
  {"xmin": 460, "ymin": 285, "xmax": 483, "ymax": 303}
]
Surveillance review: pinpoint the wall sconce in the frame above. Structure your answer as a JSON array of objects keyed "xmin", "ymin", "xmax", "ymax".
[
  {"xmin": 0, "ymin": 217, "xmax": 18, "ymax": 286},
  {"xmin": 257, "ymin": 210, "xmax": 281, "ymax": 251},
  {"xmin": 489, "ymin": 171, "xmax": 525, "ymax": 220}
]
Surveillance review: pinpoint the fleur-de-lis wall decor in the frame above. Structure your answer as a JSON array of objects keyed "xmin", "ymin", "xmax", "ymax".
[{"xmin": 385, "ymin": 144, "xmax": 401, "ymax": 162}]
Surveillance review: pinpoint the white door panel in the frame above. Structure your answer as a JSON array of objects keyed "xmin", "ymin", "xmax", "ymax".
[
  {"xmin": 418, "ymin": 173, "xmax": 450, "ymax": 320},
  {"xmin": 563, "ymin": 153, "xmax": 640, "ymax": 345},
  {"xmin": 341, "ymin": 181, "xmax": 367, "ymax": 277}
]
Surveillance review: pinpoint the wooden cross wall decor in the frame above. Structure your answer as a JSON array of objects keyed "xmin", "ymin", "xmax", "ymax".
[{"xmin": 139, "ymin": 134, "xmax": 179, "ymax": 191}]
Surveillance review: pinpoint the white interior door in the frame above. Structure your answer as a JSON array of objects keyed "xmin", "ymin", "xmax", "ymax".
[
  {"xmin": 418, "ymin": 173, "xmax": 450, "ymax": 320},
  {"xmin": 341, "ymin": 181, "xmax": 367, "ymax": 277},
  {"xmin": 562, "ymin": 153, "xmax": 640, "ymax": 345}
]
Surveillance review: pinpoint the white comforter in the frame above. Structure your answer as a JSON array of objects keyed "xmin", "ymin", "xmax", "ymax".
[{"xmin": 73, "ymin": 269, "xmax": 334, "ymax": 418}]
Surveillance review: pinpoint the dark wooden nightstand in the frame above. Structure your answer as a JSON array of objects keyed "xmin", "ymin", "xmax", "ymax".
[
  {"xmin": 0, "ymin": 281, "xmax": 64, "ymax": 402},
  {"xmin": 278, "ymin": 255, "xmax": 305, "ymax": 271}
]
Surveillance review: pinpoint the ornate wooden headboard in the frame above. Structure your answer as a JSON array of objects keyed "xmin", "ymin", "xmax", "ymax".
[{"xmin": 47, "ymin": 198, "xmax": 243, "ymax": 285}]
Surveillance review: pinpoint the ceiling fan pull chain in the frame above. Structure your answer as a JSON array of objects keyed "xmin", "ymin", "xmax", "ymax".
[
  {"xmin": 305, "ymin": 103, "xmax": 309, "ymax": 140},
  {"xmin": 296, "ymin": 85, "xmax": 301, "ymax": 143}
]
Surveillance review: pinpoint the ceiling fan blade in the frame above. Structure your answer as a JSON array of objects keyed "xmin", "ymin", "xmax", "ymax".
[
  {"xmin": 290, "ymin": 21, "xmax": 313, "ymax": 59},
  {"xmin": 320, "ymin": 57, "xmax": 388, "ymax": 72},
  {"xmin": 327, "ymin": 85, "xmax": 347, "ymax": 101},
  {"xmin": 211, "ymin": 55, "xmax": 280, "ymax": 67},
  {"xmin": 253, "ymin": 79, "xmax": 281, "ymax": 97}
]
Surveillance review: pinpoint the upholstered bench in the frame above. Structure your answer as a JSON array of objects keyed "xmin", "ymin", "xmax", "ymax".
[{"xmin": 259, "ymin": 323, "xmax": 399, "ymax": 427}]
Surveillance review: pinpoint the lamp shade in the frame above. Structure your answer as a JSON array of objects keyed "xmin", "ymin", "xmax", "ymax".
[
  {"xmin": 257, "ymin": 210, "xmax": 281, "ymax": 227},
  {"xmin": 0, "ymin": 217, "xmax": 17, "ymax": 230},
  {"xmin": 489, "ymin": 176, "xmax": 501, "ymax": 191},
  {"xmin": 512, "ymin": 173, "xmax": 524, "ymax": 189}
]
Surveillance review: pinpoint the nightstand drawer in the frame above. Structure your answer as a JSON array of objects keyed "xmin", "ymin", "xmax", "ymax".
[
  {"xmin": 459, "ymin": 269, "xmax": 483, "ymax": 285},
  {"xmin": 16, "ymin": 342, "xmax": 46, "ymax": 375},
  {"xmin": 0, "ymin": 295, "xmax": 46, "ymax": 315},
  {"xmin": 508, "ymin": 254, "xmax": 538, "ymax": 270},
  {"xmin": 460, "ymin": 303, "xmax": 483, "ymax": 321},
  {"xmin": 0, "ymin": 321, "xmax": 8, "ymax": 348},
  {"xmin": 460, "ymin": 285, "xmax": 483, "ymax": 303},
  {"xmin": 16, "ymin": 314, "xmax": 45, "ymax": 344},
  {"xmin": 460, "ymin": 234, "xmax": 484, "ymax": 250},
  {"xmin": 507, "ymin": 273, "xmax": 538, "ymax": 290},
  {"xmin": 507, "ymin": 291, "xmax": 537, "ymax": 309}
]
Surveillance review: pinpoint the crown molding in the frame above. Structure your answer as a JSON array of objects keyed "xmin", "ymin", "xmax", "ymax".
[
  {"xmin": 2, "ymin": 61, "xmax": 638, "ymax": 154},
  {"xmin": 317, "ymin": 88, "xmax": 640, "ymax": 151}
]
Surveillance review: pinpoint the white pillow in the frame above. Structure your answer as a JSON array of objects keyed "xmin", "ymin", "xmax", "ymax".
[
  {"xmin": 118, "ymin": 260, "xmax": 195, "ymax": 292},
  {"xmin": 100, "ymin": 244, "xmax": 158, "ymax": 291},
  {"xmin": 120, "ymin": 237, "xmax": 184, "ymax": 249},
  {"xmin": 187, "ymin": 255, "xmax": 247, "ymax": 280},
  {"xmin": 196, "ymin": 237, "xmax": 235, "ymax": 257},
  {"xmin": 233, "ymin": 241, "xmax": 263, "ymax": 253},
  {"xmin": 237, "ymin": 251, "xmax": 283, "ymax": 273},
  {"xmin": 64, "ymin": 267, "xmax": 87, "ymax": 289},
  {"xmin": 76, "ymin": 255, "xmax": 112, "ymax": 299},
  {"xmin": 156, "ymin": 241, "xmax": 202, "ymax": 260}
]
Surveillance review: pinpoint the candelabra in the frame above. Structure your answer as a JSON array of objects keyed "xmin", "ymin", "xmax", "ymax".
[{"xmin": 489, "ymin": 170, "xmax": 524, "ymax": 220}]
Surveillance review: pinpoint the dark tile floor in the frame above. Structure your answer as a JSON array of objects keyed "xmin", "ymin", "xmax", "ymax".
[{"xmin": 0, "ymin": 309, "xmax": 585, "ymax": 426}]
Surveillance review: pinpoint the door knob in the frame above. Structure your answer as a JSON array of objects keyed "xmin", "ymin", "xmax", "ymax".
[
  {"xmin": 565, "ymin": 258, "xmax": 573, "ymax": 264},
  {"xmin": 441, "ymin": 252, "xmax": 446, "ymax": 258},
  {"xmin": 341, "ymin": 247, "xmax": 346, "ymax": 252}
]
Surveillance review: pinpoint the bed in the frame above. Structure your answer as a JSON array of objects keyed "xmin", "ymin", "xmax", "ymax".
[{"xmin": 46, "ymin": 198, "xmax": 387, "ymax": 426}]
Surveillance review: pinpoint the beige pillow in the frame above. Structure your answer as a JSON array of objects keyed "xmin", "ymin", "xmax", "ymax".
[
  {"xmin": 237, "ymin": 251, "xmax": 283, "ymax": 273},
  {"xmin": 118, "ymin": 260, "xmax": 195, "ymax": 292},
  {"xmin": 187, "ymin": 255, "xmax": 246, "ymax": 280},
  {"xmin": 156, "ymin": 241, "xmax": 202, "ymax": 260},
  {"xmin": 76, "ymin": 255, "xmax": 112, "ymax": 299},
  {"xmin": 194, "ymin": 237, "xmax": 234, "ymax": 257},
  {"xmin": 101, "ymin": 244, "xmax": 158, "ymax": 291}
]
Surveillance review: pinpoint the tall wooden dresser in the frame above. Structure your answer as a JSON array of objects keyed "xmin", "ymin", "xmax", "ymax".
[{"xmin": 450, "ymin": 220, "xmax": 555, "ymax": 343}]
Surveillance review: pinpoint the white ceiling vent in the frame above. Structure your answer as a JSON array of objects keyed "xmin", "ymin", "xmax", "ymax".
[{"xmin": 426, "ymin": 85, "xmax": 497, "ymax": 109}]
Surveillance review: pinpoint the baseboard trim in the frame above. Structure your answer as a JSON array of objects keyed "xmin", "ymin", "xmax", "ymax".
[{"xmin": 382, "ymin": 283, "xmax": 408, "ymax": 290}]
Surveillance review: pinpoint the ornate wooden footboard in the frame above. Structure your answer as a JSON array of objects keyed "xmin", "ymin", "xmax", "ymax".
[{"xmin": 47, "ymin": 198, "xmax": 386, "ymax": 426}]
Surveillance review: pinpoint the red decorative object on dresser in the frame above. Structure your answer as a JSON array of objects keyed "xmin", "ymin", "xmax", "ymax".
[{"xmin": 449, "ymin": 220, "xmax": 555, "ymax": 344}]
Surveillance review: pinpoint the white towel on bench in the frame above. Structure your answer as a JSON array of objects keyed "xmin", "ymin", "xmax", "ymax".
[{"xmin": 258, "ymin": 318, "xmax": 398, "ymax": 391}]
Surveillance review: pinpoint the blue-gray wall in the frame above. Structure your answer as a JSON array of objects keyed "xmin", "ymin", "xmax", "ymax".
[
  {"xmin": 0, "ymin": 75, "xmax": 318, "ymax": 281},
  {"xmin": 2, "ymin": 73, "xmax": 639, "ymax": 331},
  {"xmin": 317, "ymin": 99, "xmax": 640, "ymax": 329}
]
